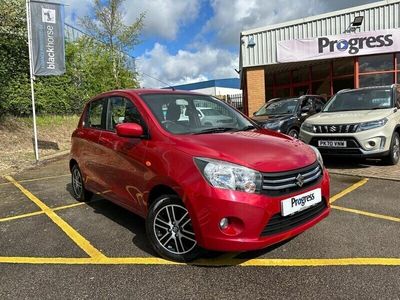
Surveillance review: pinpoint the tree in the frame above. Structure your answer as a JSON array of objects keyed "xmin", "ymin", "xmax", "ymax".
[
  {"xmin": 0, "ymin": 0, "xmax": 29, "ymax": 114},
  {"xmin": 79, "ymin": 0, "xmax": 145, "ymax": 88}
]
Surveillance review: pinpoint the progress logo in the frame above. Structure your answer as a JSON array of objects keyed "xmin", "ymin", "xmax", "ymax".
[{"xmin": 318, "ymin": 34, "xmax": 393, "ymax": 55}]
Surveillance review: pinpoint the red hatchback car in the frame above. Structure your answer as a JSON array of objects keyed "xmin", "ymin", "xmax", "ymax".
[{"xmin": 70, "ymin": 89, "xmax": 330, "ymax": 262}]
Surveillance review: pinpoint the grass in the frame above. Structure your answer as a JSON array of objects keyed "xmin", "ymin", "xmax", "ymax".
[{"xmin": 0, "ymin": 115, "xmax": 80, "ymax": 174}]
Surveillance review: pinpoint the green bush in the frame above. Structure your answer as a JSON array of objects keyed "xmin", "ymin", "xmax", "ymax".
[{"xmin": 0, "ymin": 0, "xmax": 140, "ymax": 117}]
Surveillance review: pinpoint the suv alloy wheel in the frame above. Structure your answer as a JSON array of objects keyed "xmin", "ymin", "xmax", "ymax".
[{"xmin": 384, "ymin": 132, "xmax": 400, "ymax": 165}]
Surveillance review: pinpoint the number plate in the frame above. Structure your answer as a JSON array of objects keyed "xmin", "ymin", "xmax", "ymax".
[
  {"xmin": 318, "ymin": 140, "xmax": 347, "ymax": 147},
  {"xmin": 281, "ymin": 188, "xmax": 322, "ymax": 217}
]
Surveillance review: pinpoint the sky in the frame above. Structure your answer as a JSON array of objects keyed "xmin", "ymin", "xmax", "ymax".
[{"xmin": 63, "ymin": 0, "xmax": 378, "ymax": 88}]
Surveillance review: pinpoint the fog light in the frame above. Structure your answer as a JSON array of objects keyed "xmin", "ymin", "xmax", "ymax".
[
  {"xmin": 368, "ymin": 141, "xmax": 376, "ymax": 147},
  {"xmin": 219, "ymin": 218, "xmax": 229, "ymax": 230}
]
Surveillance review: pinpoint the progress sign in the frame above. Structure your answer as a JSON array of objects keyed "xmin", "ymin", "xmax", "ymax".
[{"xmin": 277, "ymin": 29, "xmax": 400, "ymax": 63}]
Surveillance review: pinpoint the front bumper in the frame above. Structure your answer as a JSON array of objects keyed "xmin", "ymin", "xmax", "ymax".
[
  {"xmin": 299, "ymin": 128, "xmax": 391, "ymax": 157},
  {"xmin": 184, "ymin": 168, "xmax": 330, "ymax": 252}
]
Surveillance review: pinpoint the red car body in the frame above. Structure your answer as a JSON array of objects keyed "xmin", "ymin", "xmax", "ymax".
[{"xmin": 70, "ymin": 89, "xmax": 330, "ymax": 256}]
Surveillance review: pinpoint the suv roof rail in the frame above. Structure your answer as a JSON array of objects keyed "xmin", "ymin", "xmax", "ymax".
[{"xmin": 337, "ymin": 88, "xmax": 352, "ymax": 93}]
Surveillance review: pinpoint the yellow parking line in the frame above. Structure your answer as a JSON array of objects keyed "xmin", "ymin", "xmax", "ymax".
[
  {"xmin": 0, "ymin": 202, "xmax": 86, "ymax": 223},
  {"xmin": 52, "ymin": 202, "xmax": 86, "ymax": 211},
  {"xmin": 4, "ymin": 176, "xmax": 105, "ymax": 260},
  {"xmin": 330, "ymin": 178, "xmax": 368, "ymax": 203},
  {"xmin": 0, "ymin": 174, "xmax": 70, "ymax": 187},
  {"xmin": 0, "ymin": 256, "xmax": 400, "ymax": 266},
  {"xmin": 0, "ymin": 211, "xmax": 44, "ymax": 223},
  {"xmin": 332, "ymin": 205, "xmax": 400, "ymax": 223}
]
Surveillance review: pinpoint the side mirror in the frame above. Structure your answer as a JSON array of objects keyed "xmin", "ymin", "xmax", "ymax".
[
  {"xmin": 301, "ymin": 106, "xmax": 311, "ymax": 113},
  {"xmin": 116, "ymin": 123, "xmax": 144, "ymax": 138},
  {"xmin": 253, "ymin": 111, "xmax": 257, "ymax": 116}
]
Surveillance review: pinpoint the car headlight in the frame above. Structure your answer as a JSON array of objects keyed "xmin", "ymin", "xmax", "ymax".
[
  {"xmin": 356, "ymin": 118, "xmax": 388, "ymax": 132},
  {"xmin": 301, "ymin": 122, "xmax": 314, "ymax": 133},
  {"xmin": 194, "ymin": 158, "xmax": 262, "ymax": 193},
  {"xmin": 309, "ymin": 145, "xmax": 324, "ymax": 167},
  {"xmin": 264, "ymin": 120, "xmax": 283, "ymax": 129}
]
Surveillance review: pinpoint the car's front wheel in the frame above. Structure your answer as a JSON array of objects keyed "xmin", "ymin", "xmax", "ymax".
[
  {"xmin": 288, "ymin": 128, "xmax": 299, "ymax": 139},
  {"xmin": 146, "ymin": 195, "xmax": 201, "ymax": 262},
  {"xmin": 71, "ymin": 164, "xmax": 93, "ymax": 202},
  {"xmin": 383, "ymin": 132, "xmax": 400, "ymax": 165}
]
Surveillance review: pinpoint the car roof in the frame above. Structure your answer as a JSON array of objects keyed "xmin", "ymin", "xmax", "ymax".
[
  {"xmin": 338, "ymin": 85, "xmax": 398, "ymax": 94},
  {"xmin": 268, "ymin": 95, "xmax": 323, "ymax": 102},
  {"xmin": 94, "ymin": 88, "xmax": 206, "ymax": 99}
]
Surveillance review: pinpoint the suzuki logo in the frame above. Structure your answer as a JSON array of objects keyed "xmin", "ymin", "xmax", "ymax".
[
  {"xmin": 329, "ymin": 126, "xmax": 337, "ymax": 132},
  {"xmin": 296, "ymin": 174, "xmax": 305, "ymax": 187}
]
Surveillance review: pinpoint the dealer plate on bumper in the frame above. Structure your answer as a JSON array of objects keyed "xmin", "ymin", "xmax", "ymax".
[{"xmin": 281, "ymin": 188, "xmax": 322, "ymax": 217}]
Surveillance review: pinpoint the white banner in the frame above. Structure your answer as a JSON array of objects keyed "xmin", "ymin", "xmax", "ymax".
[{"xmin": 277, "ymin": 29, "xmax": 400, "ymax": 63}]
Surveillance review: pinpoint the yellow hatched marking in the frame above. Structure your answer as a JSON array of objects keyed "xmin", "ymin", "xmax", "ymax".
[
  {"xmin": 330, "ymin": 178, "xmax": 368, "ymax": 203},
  {"xmin": 4, "ymin": 176, "xmax": 105, "ymax": 260},
  {"xmin": 332, "ymin": 205, "xmax": 400, "ymax": 223}
]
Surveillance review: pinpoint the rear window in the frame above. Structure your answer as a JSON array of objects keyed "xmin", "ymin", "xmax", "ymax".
[{"xmin": 85, "ymin": 99, "xmax": 105, "ymax": 129}]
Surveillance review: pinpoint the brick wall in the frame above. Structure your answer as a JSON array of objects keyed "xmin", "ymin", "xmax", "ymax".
[{"xmin": 245, "ymin": 67, "xmax": 265, "ymax": 116}]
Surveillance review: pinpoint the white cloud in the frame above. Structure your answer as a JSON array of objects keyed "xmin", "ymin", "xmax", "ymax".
[
  {"xmin": 203, "ymin": 0, "xmax": 377, "ymax": 47},
  {"xmin": 136, "ymin": 43, "xmax": 238, "ymax": 88},
  {"xmin": 62, "ymin": 0, "xmax": 91, "ymax": 25},
  {"xmin": 123, "ymin": 0, "xmax": 201, "ymax": 40},
  {"xmin": 63, "ymin": 0, "xmax": 201, "ymax": 40}
]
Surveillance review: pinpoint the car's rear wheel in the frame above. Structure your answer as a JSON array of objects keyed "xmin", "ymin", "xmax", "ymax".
[
  {"xmin": 288, "ymin": 128, "xmax": 299, "ymax": 139},
  {"xmin": 146, "ymin": 195, "xmax": 201, "ymax": 262},
  {"xmin": 383, "ymin": 132, "xmax": 400, "ymax": 165},
  {"xmin": 71, "ymin": 164, "xmax": 93, "ymax": 202}
]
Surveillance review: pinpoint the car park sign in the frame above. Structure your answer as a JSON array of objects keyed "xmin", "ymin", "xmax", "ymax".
[{"xmin": 277, "ymin": 29, "xmax": 400, "ymax": 63}]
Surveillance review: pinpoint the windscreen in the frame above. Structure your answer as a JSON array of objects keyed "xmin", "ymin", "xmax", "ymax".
[
  {"xmin": 323, "ymin": 88, "xmax": 393, "ymax": 112},
  {"xmin": 254, "ymin": 99, "xmax": 298, "ymax": 116},
  {"xmin": 140, "ymin": 93, "xmax": 253, "ymax": 135}
]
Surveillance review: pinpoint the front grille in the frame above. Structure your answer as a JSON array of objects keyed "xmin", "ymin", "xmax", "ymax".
[
  {"xmin": 260, "ymin": 200, "xmax": 327, "ymax": 237},
  {"xmin": 261, "ymin": 162, "xmax": 322, "ymax": 197},
  {"xmin": 313, "ymin": 124, "xmax": 359, "ymax": 134},
  {"xmin": 310, "ymin": 137, "xmax": 362, "ymax": 155}
]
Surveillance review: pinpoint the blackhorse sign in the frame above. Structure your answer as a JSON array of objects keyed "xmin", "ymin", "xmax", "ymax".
[
  {"xmin": 30, "ymin": 0, "xmax": 65, "ymax": 75},
  {"xmin": 26, "ymin": 0, "xmax": 65, "ymax": 161}
]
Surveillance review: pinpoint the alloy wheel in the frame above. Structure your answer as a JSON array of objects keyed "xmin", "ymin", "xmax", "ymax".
[
  {"xmin": 393, "ymin": 135, "xmax": 400, "ymax": 161},
  {"xmin": 72, "ymin": 167, "xmax": 83, "ymax": 197},
  {"xmin": 153, "ymin": 204, "xmax": 197, "ymax": 255}
]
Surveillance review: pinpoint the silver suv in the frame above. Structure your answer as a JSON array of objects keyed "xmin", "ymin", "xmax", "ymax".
[{"xmin": 300, "ymin": 85, "xmax": 400, "ymax": 165}]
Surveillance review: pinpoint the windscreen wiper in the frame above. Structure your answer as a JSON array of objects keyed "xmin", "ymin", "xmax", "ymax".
[
  {"xmin": 194, "ymin": 127, "xmax": 236, "ymax": 135},
  {"xmin": 239, "ymin": 125, "xmax": 256, "ymax": 131}
]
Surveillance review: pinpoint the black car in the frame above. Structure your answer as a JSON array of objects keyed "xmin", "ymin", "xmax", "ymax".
[{"xmin": 251, "ymin": 95, "xmax": 326, "ymax": 138}]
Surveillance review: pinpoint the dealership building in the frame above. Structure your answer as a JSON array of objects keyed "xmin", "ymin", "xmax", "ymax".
[{"xmin": 239, "ymin": 0, "xmax": 400, "ymax": 115}]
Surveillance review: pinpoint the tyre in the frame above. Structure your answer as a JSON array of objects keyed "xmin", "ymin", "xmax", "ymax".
[
  {"xmin": 287, "ymin": 128, "xmax": 299, "ymax": 139},
  {"xmin": 383, "ymin": 132, "xmax": 400, "ymax": 165},
  {"xmin": 146, "ymin": 195, "xmax": 201, "ymax": 262},
  {"xmin": 71, "ymin": 164, "xmax": 93, "ymax": 202}
]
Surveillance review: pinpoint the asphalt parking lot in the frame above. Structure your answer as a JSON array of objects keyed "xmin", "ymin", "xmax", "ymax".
[{"xmin": 1, "ymin": 157, "xmax": 400, "ymax": 299}]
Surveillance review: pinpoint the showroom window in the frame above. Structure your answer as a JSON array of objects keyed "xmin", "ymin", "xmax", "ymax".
[
  {"xmin": 359, "ymin": 54, "xmax": 393, "ymax": 72},
  {"xmin": 333, "ymin": 58, "xmax": 354, "ymax": 77},
  {"xmin": 358, "ymin": 53, "xmax": 397, "ymax": 88}
]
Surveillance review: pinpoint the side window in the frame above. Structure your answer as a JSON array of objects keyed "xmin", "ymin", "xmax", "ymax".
[
  {"xmin": 314, "ymin": 98, "xmax": 325, "ymax": 112},
  {"xmin": 86, "ymin": 99, "xmax": 106, "ymax": 129},
  {"xmin": 108, "ymin": 96, "xmax": 144, "ymax": 131},
  {"xmin": 301, "ymin": 98, "xmax": 313, "ymax": 111}
]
